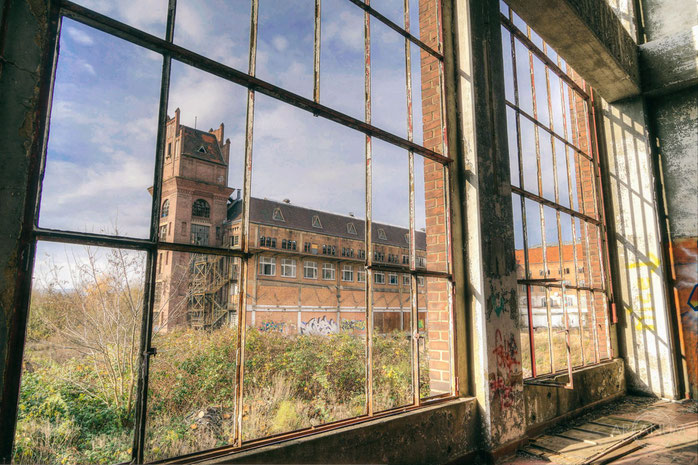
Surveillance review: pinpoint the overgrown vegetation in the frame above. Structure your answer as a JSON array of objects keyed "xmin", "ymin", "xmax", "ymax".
[
  {"xmin": 15, "ymin": 321, "xmax": 426, "ymax": 464},
  {"xmin": 14, "ymin": 246, "xmax": 429, "ymax": 464}
]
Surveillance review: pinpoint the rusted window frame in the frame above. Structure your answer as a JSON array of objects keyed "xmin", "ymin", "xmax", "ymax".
[
  {"xmin": 501, "ymin": 5, "xmax": 614, "ymax": 382},
  {"xmin": 14, "ymin": 0, "xmax": 460, "ymax": 463}
]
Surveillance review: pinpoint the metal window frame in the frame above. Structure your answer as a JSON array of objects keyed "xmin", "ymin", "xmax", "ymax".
[
  {"xmin": 501, "ymin": 7, "xmax": 614, "ymax": 383},
  {"xmin": 8, "ymin": 0, "xmax": 459, "ymax": 462}
]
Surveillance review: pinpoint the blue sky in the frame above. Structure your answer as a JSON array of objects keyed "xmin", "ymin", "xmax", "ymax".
[{"xmin": 35, "ymin": 1, "xmax": 437, "ymax": 278}]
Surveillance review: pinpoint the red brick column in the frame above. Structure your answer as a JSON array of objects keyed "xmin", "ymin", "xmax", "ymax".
[{"xmin": 419, "ymin": 0, "xmax": 450, "ymax": 395}]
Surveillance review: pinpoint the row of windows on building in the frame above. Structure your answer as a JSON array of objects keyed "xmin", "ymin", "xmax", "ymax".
[
  {"xmin": 257, "ymin": 257, "xmax": 425, "ymax": 286},
  {"xmin": 259, "ymin": 237, "xmax": 426, "ymax": 266},
  {"xmin": 160, "ymin": 198, "xmax": 211, "ymax": 219},
  {"xmin": 159, "ymin": 222, "xmax": 222, "ymax": 246}
]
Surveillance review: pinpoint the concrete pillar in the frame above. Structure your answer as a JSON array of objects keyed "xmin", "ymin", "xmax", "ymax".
[
  {"xmin": 454, "ymin": 0, "xmax": 525, "ymax": 452},
  {"xmin": 0, "ymin": 0, "xmax": 56, "ymax": 460}
]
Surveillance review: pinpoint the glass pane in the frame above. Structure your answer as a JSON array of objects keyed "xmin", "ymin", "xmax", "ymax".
[
  {"xmin": 518, "ymin": 284, "xmax": 533, "ymax": 378},
  {"xmin": 146, "ymin": 251, "xmax": 238, "ymax": 460},
  {"xmin": 514, "ymin": 38, "xmax": 532, "ymax": 115},
  {"xmin": 415, "ymin": 157, "xmax": 448, "ymax": 274},
  {"xmin": 419, "ymin": 277, "xmax": 452, "ymax": 399},
  {"xmin": 579, "ymin": 290, "xmax": 597, "ymax": 365},
  {"xmin": 530, "ymin": 285, "xmax": 551, "ymax": 374},
  {"xmin": 543, "ymin": 206, "xmax": 560, "ymax": 279},
  {"xmin": 548, "ymin": 72, "xmax": 565, "ymax": 138},
  {"xmin": 371, "ymin": 0, "xmax": 404, "ymax": 26},
  {"xmin": 371, "ymin": 20, "xmax": 408, "ymax": 139},
  {"xmin": 587, "ymin": 223, "xmax": 604, "ymax": 288},
  {"xmin": 39, "ymin": 20, "xmax": 160, "ymax": 237},
  {"xmin": 559, "ymin": 212, "xmax": 576, "ymax": 286},
  {"xmin": 520, "ymin": 116, "xmax": 538, "ymax": 195},
  {"xmin": 594, "ymin": 292, "xmax": 610, "ymax": 360},
  {"xmin": 539, "ymin": 131, "xmax": 555, "ymax": 202},
  {"xmin": 320, "ymin": 0, "xmax": 365, "ymax": 120},
  {"xmin": 506, "ymin": 106, "xmax": 520, "ymax": 187},
  {"xmin": 256, "ymin": 0, "xmax": 314, "ymax": 98},
  {"xmin": 174, "ymin": 0, "xmax": 250, "ymax": 70},
  {"xmin": 554, "ymin": 139, "xmax": 571, "ymax": 208},
  {"xmin": 532, "ymin": 56, "xmax": 549, "ymax": 128},
  {"xmin": 501, "ymin": 27, "xmax": 515, "ymax": 103},
  {"xmin": 550, "ymin": 285, "xmax": 568, "ymax": 372},
  {"xmin": 244, "ymin": 95, "xmax": 367, "ymax": 440},
  {"xmin": 74, "ymin": 0, "xmax": 167, "ymax": 37},
  {"xmin": 371, "ymin": 139, "xmax": 413, "ymax": 412},
  {"xmin": 159, "ymin": 62, "xmax": 248, "ymax": 250},
  {"xmin": 524, "ymin": 199, "xmax": 542, "ymax": 280},
  {"xmin": 569, "ymin": 148, "xmax": 583, "ymax": 213},
  {"xmin": 14, "ymin": 242, "xmax": 145, "ymax": 465},
  {"xmin": 579, "ymin": 156, "xmax": 598, "ymax": 218},
  {"xmin": 512, "ymin": 193, "xmax": 525, "ymax": 279},
  {"xmin": 411, "ymin": 40, "xmax": 427, "ymax": 148}
]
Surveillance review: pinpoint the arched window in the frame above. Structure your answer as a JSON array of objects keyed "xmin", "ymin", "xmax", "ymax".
[
  {"xmin": 161, "ymin": 199, "xmax": 169, "ymax": 217},
  {"xmin": 192, "ymin": 199, "xmax": 210, "ymax": 218}
]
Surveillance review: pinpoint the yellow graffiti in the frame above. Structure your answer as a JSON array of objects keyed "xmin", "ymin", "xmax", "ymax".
[
  {"xmin": 626, "ymin": 255, "xmax": 659, "ymax": 331},
  {"xmin": 627, "ymin": 252, "xmax": 661, "ymax": 270}
]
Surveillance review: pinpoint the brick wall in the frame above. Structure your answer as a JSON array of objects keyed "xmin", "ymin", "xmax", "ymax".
[
  {"xmin": 567, "ymin": 72, "xmax": 609, "ymax": 361},
  {"xmin": 419, "ymin": 0, "xmax": 451, "ymax": 395}
]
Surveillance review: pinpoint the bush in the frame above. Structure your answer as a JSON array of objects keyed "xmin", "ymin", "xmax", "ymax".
[{"xmin": 17, "ymin": 326, "xmax": 432, "ymax": 464}]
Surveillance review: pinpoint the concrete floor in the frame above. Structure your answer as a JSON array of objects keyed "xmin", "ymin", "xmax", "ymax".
[{"xmin": 506, "ymin": 396, "xmax": 698, "ymax": 464}]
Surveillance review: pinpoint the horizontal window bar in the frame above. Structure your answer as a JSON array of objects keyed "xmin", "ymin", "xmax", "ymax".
[
  {"xmin": 34, "ymin": 227, "xmax": 155, "ymax": 250},
  {"xmin": 500, "ymin": 13, "xmax": 590, "ymax": 101},
  {"xmin": 505, "ymin": 100, "xmax": 594, "ymax": 162},
  {"xmin": 60, "ymin": 0, "xmax": 451, "ymax": 165},
  {"xmin": 345, "ymin": 0, "xmax": 443, "ymax": 60},
  {"xmin": 511, "ymin": 185, "xmax": 601, "ymax": 226}
]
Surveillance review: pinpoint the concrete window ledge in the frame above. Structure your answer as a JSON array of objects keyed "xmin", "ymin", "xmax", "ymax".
[
  {"xmin": 524, "ymin": 359, "xmax": 626, "ymax": 435},
  {"xmin": 178, "ymin": 397, "xmax": 479, "ymax": 465}
]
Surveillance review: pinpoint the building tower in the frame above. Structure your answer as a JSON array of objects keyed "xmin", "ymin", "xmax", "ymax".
[{"xmin": 153, "ymin": 108, "xmax": 235, "ymax": 331}]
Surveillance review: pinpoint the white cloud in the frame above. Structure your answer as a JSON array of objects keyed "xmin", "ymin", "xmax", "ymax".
[
  {"xmin": 66, "ymin": 26, "xmax": 94, "ymax": 45},
  {"xmin": 272, "ymin": 36, "xmax": 289, "ymax": 52}
]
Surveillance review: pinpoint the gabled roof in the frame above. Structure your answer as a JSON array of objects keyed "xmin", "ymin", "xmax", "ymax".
[
  {"xmin": 228, "ymin": 197, "xmax": 426, "ymax": 250},
  {"xmin": 179, "ymin": 125, "xmax": 226, "ymax": 165}
]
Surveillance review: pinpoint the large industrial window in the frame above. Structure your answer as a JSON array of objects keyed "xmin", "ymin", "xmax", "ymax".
[
  {"xmin": 500, "ymin": 3, "xmax": 613, "ymax": 382},
  {"xmin": 13, "ymin": 0, "xmax": 456, "ymax": 463}
]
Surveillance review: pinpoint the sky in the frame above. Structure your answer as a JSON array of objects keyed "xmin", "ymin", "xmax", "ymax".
[
  {"xmin": 35, "ymin": 0, "xmax": 595, "ymax": 283},
  {"xmin": 35, "ymin": 0, "xmax": 436, "ymax": 280}
]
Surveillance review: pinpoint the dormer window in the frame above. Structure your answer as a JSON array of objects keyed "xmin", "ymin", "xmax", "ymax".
[
  {"xmin": 377, "ymin": 228, "xmax": 387, "ymax": 240},
  {"xmin": 404, "ymin": 233, "xmax": 409, "ymax": 244},
  {"xmin": 272, "ymin": 208, "xmax": 285, "ymax": 222},
  {"xmin": 197, "ymin": 145, "xmax": 206, "ymax": 153},
  {"xmin": 347, "ymin": 223, "xmax": 357, "ymax": 235},
  {"xmin": 312, "ymin": 215, "xmax": 322, "ymax": 229}
]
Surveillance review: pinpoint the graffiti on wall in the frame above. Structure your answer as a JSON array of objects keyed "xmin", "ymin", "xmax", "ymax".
[
  {"xmin": 489, "ymin": 329, "xmax": 521, "ymax": 409},
  {"xmin": 300, "ymin": 316, "xmax": 338, "ymax": 335},
  {"xmin": 340, "ymin": 319, "xmax": 366, "ymax": 331},
  {"xmin": 259, "ymin": 320, "xmax": 286, "ymax": 332},
  {"xmin": 626, "ymin": 252, "xmax": 661, "ymax": 331}
]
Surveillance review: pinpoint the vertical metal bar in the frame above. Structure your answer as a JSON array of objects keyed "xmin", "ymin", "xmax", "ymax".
[
  {"xmin": 561, "ymin": 282, "xmax": 574, "ymax": 388},
  {"xmin": 133, "ymin": 2, "xmax": 175, "ymax": 462},
  {"xmin": 313, "ymin": 0, "xmax": 321, "ymax": 103},
  {"xmin": 404, "ymin": 0, "xmax": 419, "ymax": 407},
  {"xmin": 363, "ymin": 0, "xmax": 374, "ymax": 417},
  {"xmin": 586, "ymin": 92, "xmax": 613, "ymax": 358},
  {"xmin": 527, "ymin": 284, "xmax": 537, "ymax": 377},
  {"xmin": 234, "ymin": 0, "xmax": 258, "ymax": 446}
]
